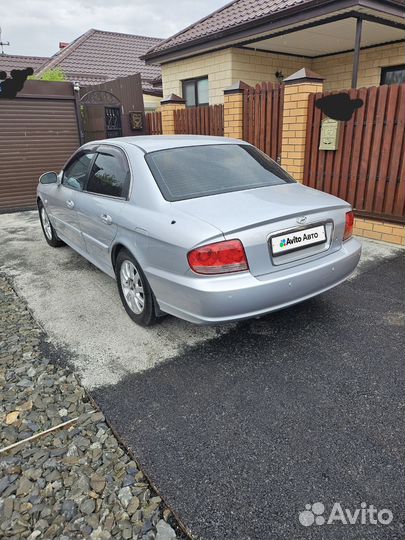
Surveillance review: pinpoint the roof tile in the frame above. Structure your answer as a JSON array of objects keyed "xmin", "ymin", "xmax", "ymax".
[
  {"xmin": 37, "ymin": 29, "xmax": 162, "ymax": 92},
  {"xmin": 145, "ymin": 0, "xmax": 314, "ymax": 56},
  {"xmin": 0, "ymin": 55, "xmax": 49, "ymax": 73}
]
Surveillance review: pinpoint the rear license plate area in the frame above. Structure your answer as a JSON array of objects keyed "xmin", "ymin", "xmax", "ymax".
[{"xmin": 270, "ymin": 224, "xmax": 327, "ymax": 257}]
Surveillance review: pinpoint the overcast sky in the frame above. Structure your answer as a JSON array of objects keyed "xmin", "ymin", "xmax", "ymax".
[{"xmin": 1, "ymin": 0, "xmax": 227, "ymax": 57}]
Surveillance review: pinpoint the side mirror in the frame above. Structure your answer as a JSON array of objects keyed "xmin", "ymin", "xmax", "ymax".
[{"xmin": 39, "ymin": 171, "xmax": 58, "ymax": 185}]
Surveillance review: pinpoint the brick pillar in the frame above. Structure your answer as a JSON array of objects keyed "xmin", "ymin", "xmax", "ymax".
[
  {"xmin": 281, "ymin": 68, "xmax": 324, "ymax": 182},
  {"xmin": 223, "ymin": 81, "xmax": 250, "ymax": 139},
  {"xmin": 160, "ymin": 94, "xmax": 186, "ymax": 135}
]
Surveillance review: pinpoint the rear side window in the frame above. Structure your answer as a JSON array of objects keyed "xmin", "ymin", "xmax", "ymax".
[
  {"xmin": 63, "ymin": 152, "xmax": 95, "ymax": 191},
  {"xmin": 145, "ymin": 144, "xmax": 294, "ymax": 201},
  {"xmin": 86, "ymin": 146, "xmax": 130, "ymax": 198}
]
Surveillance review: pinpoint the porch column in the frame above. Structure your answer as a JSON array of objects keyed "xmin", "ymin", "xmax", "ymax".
[
  {"xmin": 281, "ymin": 68, "xmax": 325, "ymax": 183},
  {"xmin": 160, "ymin": 94, "xmax": 186, "ymax": 135},
  {"xmin": 352, "ymin": 18, "xmax": 363, "ymax": 89},
  {"xmin": 223, "ymin": 81, "xmax": 250, "ymax": 139}
]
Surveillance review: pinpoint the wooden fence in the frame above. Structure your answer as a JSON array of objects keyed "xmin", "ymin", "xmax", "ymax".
[
  {"xmin": 304, "ymin": 84, "xmax": 405, "ymax": 223},
  {"xmin": 145, "ymin": 111, "xmax": 162, "ymax": 135},
  {"xmin": 174, "ymin": 105, "xmax": 224, "ymax": 136},
  {"xmin": 243, "ymin": 82, "xmax": 284, "ymax": 163}
]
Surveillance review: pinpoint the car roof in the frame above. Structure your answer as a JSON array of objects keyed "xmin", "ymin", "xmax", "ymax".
[{"xmin": 86, "ymin": 135, "xmax": 247, "ymax": 153}]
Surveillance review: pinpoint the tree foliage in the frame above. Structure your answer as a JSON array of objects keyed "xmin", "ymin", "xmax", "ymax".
[{"xmin": 29, "ymin": 68, "xmax": 66, "ymax": 82}]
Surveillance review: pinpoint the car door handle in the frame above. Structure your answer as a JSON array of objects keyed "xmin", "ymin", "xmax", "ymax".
[
  {"xmin": 66, "ymin": 199, "xmax": 75, "ymax": 209},
  {"xmin": 100, "ymin": 214, "xmax": 113, "ymax": 225}
]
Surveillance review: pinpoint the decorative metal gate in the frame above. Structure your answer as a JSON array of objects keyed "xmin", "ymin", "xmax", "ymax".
[
  {"xmin": 105, "ymin": 106, "xmax": 122, "ymax": 138},
  {"xmin": 80, "ymin": 90, "xmax": 122, "ymax": 142}
]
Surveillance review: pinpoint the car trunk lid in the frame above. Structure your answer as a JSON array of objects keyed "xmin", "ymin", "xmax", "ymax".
[{"xmin": 173, "ymin": 183, "xmax": 350, "ymax": 276}]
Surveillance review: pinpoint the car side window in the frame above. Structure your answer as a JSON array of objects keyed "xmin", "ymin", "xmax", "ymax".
[
  {"xmin": 86, "ymin": 147, "xmax": 130, "ymax": 199},
  {"xmin": 63, "ymin": 152, "xmax": 95, "ymax": 191}
]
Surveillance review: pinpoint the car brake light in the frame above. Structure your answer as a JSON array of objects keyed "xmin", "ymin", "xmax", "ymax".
[
  {"xmin": 343, "ymin": 210, "xmax": 354, "ymax": 240},
  {"xmin": 187, "ymin": 239, "xmax": 249, "ymax": 275}
]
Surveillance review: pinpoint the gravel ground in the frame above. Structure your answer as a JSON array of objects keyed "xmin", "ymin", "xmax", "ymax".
[{"xmin": 0, "ymin": 275, "xmax": 183, "ymax": 540}]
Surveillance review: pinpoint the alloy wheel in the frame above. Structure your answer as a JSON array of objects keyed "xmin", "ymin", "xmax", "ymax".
[
  {"xmin": 41, "ymin": 207, "xmax": 53, "ymax": 240},
  {"xmin": 120, "ymin": 260, "xmax": 145, "ymax": 314}
]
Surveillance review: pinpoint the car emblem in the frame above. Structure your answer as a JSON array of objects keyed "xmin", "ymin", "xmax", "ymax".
[{"xmin": 297, "ymin": 216, "xmax": 308, "ymax": 225}]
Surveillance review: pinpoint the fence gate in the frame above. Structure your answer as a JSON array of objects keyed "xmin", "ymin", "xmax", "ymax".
[
  {"xmin": 174, "ymin": 105, "xmax": 224, "ymax": 136},
  {"xmin": 80, "ymin": 90, "xmax": 122, "ymax": 142},
  {"xmin": 243, "ymin": 82, "xmax": 284, "ymax": 163},
  {"xmin": 304, "ymin": 84, "xmax": 405, "ymax": 223}
]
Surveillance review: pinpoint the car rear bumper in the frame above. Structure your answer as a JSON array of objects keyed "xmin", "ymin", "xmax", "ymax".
[{"xmin": 148, "ymin": 238, "xmax": 362, "ymax": 325}]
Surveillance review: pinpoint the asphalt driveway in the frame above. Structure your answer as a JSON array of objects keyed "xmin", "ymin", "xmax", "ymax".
[{"xmin": 1, "ymin": 211, "xmax": 404, "ymax": 540}]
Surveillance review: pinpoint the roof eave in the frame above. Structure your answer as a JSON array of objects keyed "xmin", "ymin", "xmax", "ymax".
[
  {"xmin": 142, "ymin": 89, "xmax": 163, "ymax": 97},
  {"xmin": 143, "ymin": 0, "xmax": 405, "ymax": 64}
]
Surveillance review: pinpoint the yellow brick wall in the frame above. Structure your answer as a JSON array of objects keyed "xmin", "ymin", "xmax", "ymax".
[
  {"xmin": 281, "ymin": 82, "xmax": 323, "ymax": 182},
  {"xmin": 223, "ymin": 93, "xmax": 244, "ymax": 139},
  {"xmin": 230, "ymin": 48, "xmax": 304, "ymax": 87},
  {"xmin": 313, "ymin": 42, "xmax": 405, "ymax": 91},
  {"xmin": 162, "ymin": 47, "xmax": 309, "ymax": 105},
  {"xmin": 160, "ymin": 103, "xmax": 185, "ymax": 135},
  {"xmin": 161, "ymin": 49, "xmax": 234, "ymax": 105},
  {"xmin": 354, "ymin": 217, "xmax": 405, "ymax": 246},
  {"xmin": 161, "ymin": 42, "xmax": 405, "ymax": 103},
  {"xmin": 143, "ymin": 93, "xmax": 162, "ymax": 112}
]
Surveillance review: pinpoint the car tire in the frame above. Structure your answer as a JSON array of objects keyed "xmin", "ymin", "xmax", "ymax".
[
  {"xmin": 116, "ymin": 249, "xmax": 157, "ymax": 327},
  {"xmin": 38, "ymin": 201, "xmax": 64, "ymax": 247}
]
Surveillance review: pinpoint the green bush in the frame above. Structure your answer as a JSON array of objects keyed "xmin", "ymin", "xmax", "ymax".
[{"xmin": 29, "ymin": 68, "xmax": 66, "ymax": 82}]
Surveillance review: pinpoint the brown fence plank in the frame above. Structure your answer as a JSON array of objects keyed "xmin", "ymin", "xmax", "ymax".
[
  {"xmin": 338, "ymin": 88, "xmax": 357, "ymax": 201},
  {"xmin": 393, "ymin": 146, "xmax": 405, "ymax": 218},
  {"xmin": 277, "ymin": 83, "xmax": 284, "ymax": 162},
  {"xmin": 356, "ymin": 86, "xmax": 378, "ymax": 212},
  {"xmin": 248, "ymin": 87, "xmax": 255, "ymax": 144},
  {"xmin": 265, "ymin": 85, "xmax": 273, "ymax": 157},
  {"xmin": 254, "ymin": 84, "xmax": 261, "ymax": 149},
  {"xmin": 365, "ymin": 84, "xmax": 388, "ymax": 212},
  {"xmin": 259, "ymin": 82, "xmax": 266, "ymax": 150},
  {"xmin": 272, "ymin": 84, "xmax": 282, "ymax": 161},
  {"xmin": 385, "ymin": 84, "xmax": 405, "ymax": 215},
  {"xmin": 346, "ymin": 87, "xmax": 367, "ymax": 205},
  {"xmin": 308, "ymin": 92, "xmax": 323, "ymax": 189},
  {"xmin": 303, "ymin": 93, "xmax": 314, "ymax": 186},
  {"xmin": 374, "ymin": 84, "xmax": 398, "ymax": 214}
]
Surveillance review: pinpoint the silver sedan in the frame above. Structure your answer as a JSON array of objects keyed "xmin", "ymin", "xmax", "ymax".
[{"xmin": 37, "ymin": 136, "xmax": 361, "ymax": 326}]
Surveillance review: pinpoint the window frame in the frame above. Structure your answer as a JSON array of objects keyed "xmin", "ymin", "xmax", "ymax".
[
  {"xmin": 380, "ymin": 64, "xmax": 405, "ymax": 85},
  {"xmin": 62, "ymin": 148, "xmax": 97, "ymax": 192},
  {"xmin": 83, "ymin": 144, "xmax": 132, "ymax": 201},
  {"xmin": 182, "ymin": 76, "xmax": 209, "ymax": 107}
]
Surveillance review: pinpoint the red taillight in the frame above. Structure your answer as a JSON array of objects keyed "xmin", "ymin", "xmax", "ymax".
[
  {"xmin": 187, "ymin": 239, "xmax": 249, "ymax": 275},
  {"xmin": 343, "ymin": 210, "xmax": 354, "ymax": 240}
]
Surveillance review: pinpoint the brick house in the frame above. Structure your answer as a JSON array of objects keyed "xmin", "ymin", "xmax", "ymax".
[
  {"xmin": 143, "ymin": 0, "xmax": 404, "ymax": 105},
  {"xmin": 143, "ymin": 0, "xmax": 405, "ymax": 244}
]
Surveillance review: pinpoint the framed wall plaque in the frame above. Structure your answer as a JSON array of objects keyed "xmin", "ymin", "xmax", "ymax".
[{"xmin": 129, "ymin": 111, "xmax": 143, "ymax": 131}]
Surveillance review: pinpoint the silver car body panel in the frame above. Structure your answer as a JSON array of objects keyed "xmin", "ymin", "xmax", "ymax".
[{"xmin": 38, "ymin": 135, "xmax": 361, "ymax": 325}]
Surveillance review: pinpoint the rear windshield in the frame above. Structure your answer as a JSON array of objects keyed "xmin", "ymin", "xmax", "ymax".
[{"xmin": 145, "ymin": 144, "xmax": 295, "ymax": 201}]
